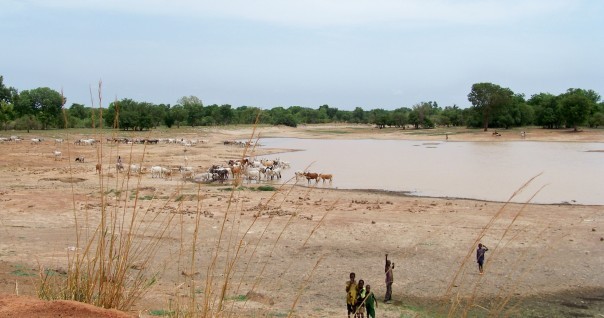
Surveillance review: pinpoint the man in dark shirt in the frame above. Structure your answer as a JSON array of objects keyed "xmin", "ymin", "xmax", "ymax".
[{"xmin": 477, "ymin": 243, "xmax": 489, "ymax": 274}]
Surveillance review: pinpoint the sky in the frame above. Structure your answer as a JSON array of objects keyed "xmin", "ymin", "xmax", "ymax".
[{"xmin": 1, "ymin": 0, "xmax": 603, "ymax": 111}]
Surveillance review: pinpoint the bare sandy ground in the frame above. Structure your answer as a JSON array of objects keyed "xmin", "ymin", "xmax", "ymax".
[{"xmin": 0, "ymin": 125, "xmax": 603, "ymax": 317}]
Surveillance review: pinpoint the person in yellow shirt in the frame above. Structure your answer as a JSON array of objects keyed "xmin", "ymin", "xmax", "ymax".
[{"xmin": 345, "ymin": 272, "xmax": 358, "ymax": 318}]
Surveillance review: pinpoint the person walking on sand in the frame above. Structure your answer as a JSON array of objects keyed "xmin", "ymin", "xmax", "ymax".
[
  {"xmin": 365, "ymin": 284, "xmax": 378, "ymax": 318},
  {"xmin": 355, "ymin": 279, "xmax": 366, "ymax": 318},
  {"xmin": 477, "ymin": 243, "xmax": 489, "ymax": 274},
  {"xmin": 384, "ymin": 254, "xmax": 394, "ymax": 303},
  {"xmin": 346, "ymin": 272, "xmax": 358, "ymax": 318}
]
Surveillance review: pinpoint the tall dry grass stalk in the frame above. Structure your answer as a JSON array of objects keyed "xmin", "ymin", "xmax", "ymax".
[
  {"xmin": 36, "ymin": 100, "xmax": 326, "ymax": 317},
  {"xmin": 440, "ymin": 173, "xmax": 549, "ymax": 317},
  {"xmin": 37, "ymin": 82, "xmax": 178, "ymax": 310}
]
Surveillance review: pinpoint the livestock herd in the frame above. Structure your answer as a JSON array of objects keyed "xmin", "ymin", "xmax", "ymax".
[{"xmin": 1, "ymin": 135, "xmax": 334, "ymax": 187}]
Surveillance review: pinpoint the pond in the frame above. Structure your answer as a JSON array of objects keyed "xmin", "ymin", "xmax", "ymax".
[{"xmin": 258, "ymin": 138, "xmax": 604, "ymax": 205}]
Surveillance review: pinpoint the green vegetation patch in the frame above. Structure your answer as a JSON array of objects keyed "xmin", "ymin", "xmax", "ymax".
[
  {"xmin": 11, "ymin": 264, "xmax": 35, "ymax": 277},
  {"xmin": 226, "ymin": 294, "xmax": 247, "ymax": 301},
  {"xmin": 256, "ymin": 185, "xmax": 276, "ymax": 191},
  {"xmin": 149, "ymin": 309, "xmax": 175, "ymax": 316}
]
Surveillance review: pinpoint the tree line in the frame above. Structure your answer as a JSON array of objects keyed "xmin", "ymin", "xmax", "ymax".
[{"xmin": 1, "ymin": 76, "xmax": 602, "ymax": 131}]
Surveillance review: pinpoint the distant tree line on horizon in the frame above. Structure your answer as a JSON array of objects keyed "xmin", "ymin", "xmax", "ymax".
[{"xmin": 1, "ymin": 75, "xmax": 602, "ymax": 132}]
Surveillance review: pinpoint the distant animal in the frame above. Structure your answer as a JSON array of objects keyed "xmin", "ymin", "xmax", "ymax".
[
  {"xmin": 150, "ymin": 166, "xmax": 163, "ymax": 178},
  {"xmin": 95, "ymin": 163, "xmax": 102, "ymax": 174},
  {"xmin": 294, "ymin": 171, "xmax": 306, "ymax": 182},
  {"xmin": 180, "ymin": 166, "xmax": 195, "ymax": 179},
  {"xmin": 53, "ymin": 150, "xmax": 62, "ymax": 161},
  {"xmin": 75, "ymin": 156, "xmax": 85, "ymax": 163},
  {"xmin": 319, "ymin": 173, "xmax": 333, "ymax": 184},
  {"xmin": 304, "ymin": 172, "xmax": 320, "ymax": 184},
  {"xmin": 243, "ymin": 168, "xmax": 261, "ymax": 183},
  {"xmin": 31, "ymin": 138, "xmax": 43, "ymax": 144},
  {"xmin": 193, "ymin": 172, "xmax": 213, "ymax": 183}
]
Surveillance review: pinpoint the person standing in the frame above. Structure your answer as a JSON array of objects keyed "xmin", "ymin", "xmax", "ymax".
[
  {"xmin": 355, "ymin": 279, "xmax": 366, "ymax": 318},
  {"xmin": 477, "ymin": 243, "xmax": 489, "ymax": 274},
  {"xmin": 346, "ymin": 272, "xmax": 358, "ymax": 318},
  {"xmin": 365, "ymin": 284, "xmax": 378, "ymax": 318},
  {"xmin": 384, "ymin": 254, "xmax": 394, "ymax": 303}
]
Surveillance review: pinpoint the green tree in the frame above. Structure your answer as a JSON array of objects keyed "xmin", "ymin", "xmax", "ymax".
[
  {"xmin": 351, "ymin": 107, "xmax": 365, "ymax": 123},
  {"xmin": 178, "ymin": 96, "xmax": 203, "ymax": 126},
  {"xmin": 69, "ymin": 103, "xmax": 89, "ymax": 120},
  {"xmin": 391, "ymin": 107, "xmax": 410, "ymax": 128},
  {"xmin": 468, "ymin": 83, "xmax": 514, "ymax": 131},
  {"xmin": 409, "ymin": 102, "xmax": 435, "ymax": 129},
  {"xmin": 559, "ymin": 89, "xmax": 595, "ymax": 131},
  {"xmin": 170, "ymin": 105, "xmax": 188, "ymax": 128},
  {"xmin": 528, "ymin": 93, "xmax": 562, "ymax": 129},
  {"xmin": 16, "ymin": 87, "xmax": 64, "ymax": 129},
  {"xmin": 235, "ymin": 106, "xmax": 262, "ymax": 124},
  {"xmin": 0, "ymin": 76, "xmax": 14, "ymax": 103},
  {"xmin": 0, "ymin": 100, "xmax": 15, "ymax": 130}
]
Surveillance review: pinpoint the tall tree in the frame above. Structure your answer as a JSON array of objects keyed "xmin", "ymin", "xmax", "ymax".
[
  {"xmin": 559, "ymin": 89, "xmax": 595, "ymax": 131},
  {"xmin": 468, "ymin": 83, "xmax": 514, "ymax": 131},
  {"xmin": 528, "ymin": 93, "xmax": 562, "ymax": 129},
  {"xmin": 16, "ymin": 87, "xmax": 64, "ymax": 129}
]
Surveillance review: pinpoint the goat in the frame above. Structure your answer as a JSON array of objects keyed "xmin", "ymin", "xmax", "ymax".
[
  {"xmin": 75, "ymin": 156, "xmax": 85, "ymax": 163},
  {"xmin": 95, "ymin": 163, "xmax": 102, "ymax": 174},
  {"xmin": 53, "ymin": 150, "xmax": 62, "ymax": 161}
]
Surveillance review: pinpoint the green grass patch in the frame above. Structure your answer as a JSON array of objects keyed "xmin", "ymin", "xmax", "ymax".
[
  {"xmin": 256, "ymin": 185, "xmax": 276, "ymax": 191},
  {"xmin": 226, "ymin": 294, "xmax": 247, "ymax": 301},
  {"xmin": 11, "ymin": 264, "xmax": 35, "ymax": 277},
  {"xmin": 149, "ymin": 309, "xmax": 175, "ymax": 316}
]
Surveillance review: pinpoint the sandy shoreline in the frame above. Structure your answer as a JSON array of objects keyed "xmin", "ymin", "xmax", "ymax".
[{"xmin": 0, "ymin": 125, "xmax": 603, "ymax": 317}]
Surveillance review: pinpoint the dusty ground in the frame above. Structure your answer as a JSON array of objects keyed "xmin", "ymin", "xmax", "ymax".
[{"xmin": 0, "ymin": 125, "xmax": 603, "ymax": 317}]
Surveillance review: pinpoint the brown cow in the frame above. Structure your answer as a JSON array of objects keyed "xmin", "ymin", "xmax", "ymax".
[
  {"xmin": 95, "ymin": 163, "xmax": 102, "ymax": 174},
  {"xmin": 304, "ymin": 172, "xmax": 320, "ymax": 184},
  {"xmin": 319, "ymin": 173, "xmax": 333, "ymax": 184}
]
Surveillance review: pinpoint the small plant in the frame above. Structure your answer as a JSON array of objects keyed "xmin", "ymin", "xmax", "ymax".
[{"xmin": 257, "ymin": 185, "xmax": 276, "ymax": 191}]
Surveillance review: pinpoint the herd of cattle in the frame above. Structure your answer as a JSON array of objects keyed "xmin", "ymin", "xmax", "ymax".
[
  {"xmin": 1, "ymin": 135, "xmax": 332, "ymax": 186},
  {"xmin": 109, "ymin": 157, "xmax": 332, "ymax": 185}
]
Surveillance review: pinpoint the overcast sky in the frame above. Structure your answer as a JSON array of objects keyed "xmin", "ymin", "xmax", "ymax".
[{"xmin": 1, "ymin": 0, "xmax": 602, "ymax": 110}]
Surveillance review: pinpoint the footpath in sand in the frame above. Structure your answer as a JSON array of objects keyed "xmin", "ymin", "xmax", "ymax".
[{"xmin": 0, "ymin": 125, "xmax": 603, "ymax": 317}]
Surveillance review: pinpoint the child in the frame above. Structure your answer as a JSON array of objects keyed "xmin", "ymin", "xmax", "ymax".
[
  {"xmin": 385, "ymin": 253, "xmax": 394, "ymax": 302},
  {"xmin": 477, "ymin": 243, "xmax": 489, "ymax": 274},
  {"xmin": 365, "ymin": 284, "xmax": 378, "ymax": 318},
  {"xmin": 345, "ymin": 273, "xmax": 357, "ymax": 318},
  {"xmin": 355, "ymin": 279, "xmax": 366, "ymax": 318}
]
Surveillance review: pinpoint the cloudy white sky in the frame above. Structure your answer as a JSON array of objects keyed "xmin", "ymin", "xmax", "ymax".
[{"xmin": 1, "ymin": 0, "xmax": 603, "ymax": 110}]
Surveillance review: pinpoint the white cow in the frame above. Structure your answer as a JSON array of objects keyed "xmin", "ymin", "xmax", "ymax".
[
  {"xmin": 150, "ymin": 166, "xmax": 163, "ymax": 178},
  {"xmin": 244, "ymin": 168, "xmax": 261, "ymax": 183},
  {"xmin": 193, "ymin": 172, "xmax": 213, "ymax": 183}
]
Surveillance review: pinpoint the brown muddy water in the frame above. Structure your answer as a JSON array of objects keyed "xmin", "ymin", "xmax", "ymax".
[{"xmin": 259, "ymin": 138, "xmax": 604, "ymax": 205}]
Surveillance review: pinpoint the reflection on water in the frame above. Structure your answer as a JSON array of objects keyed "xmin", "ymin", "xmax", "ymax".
[{"xmin": 259, "ymin": 138, "xmax": 604, "ymax": 205}]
